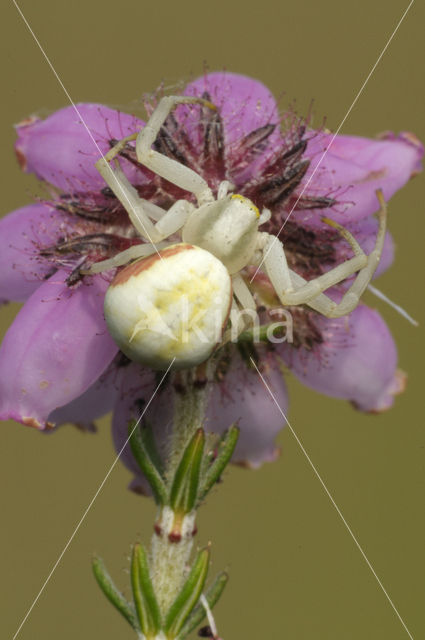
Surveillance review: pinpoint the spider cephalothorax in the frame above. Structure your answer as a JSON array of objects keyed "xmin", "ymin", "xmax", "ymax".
[{"xmin": 76, "ymin": 95, "xmax": 387, "ymax": 371}]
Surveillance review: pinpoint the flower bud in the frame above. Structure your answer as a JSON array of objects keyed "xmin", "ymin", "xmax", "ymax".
[{"xmin": 104, "ymin": 243, "xmax": 232, "ymax": 370}]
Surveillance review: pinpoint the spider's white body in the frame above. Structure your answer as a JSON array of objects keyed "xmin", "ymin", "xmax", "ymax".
[
  {"xmin": 182, "ymin": 193, "xmax": 262, "ymax": 274},
  {"xmin": 104, "ymin": 243, "xmax": 233, "ymax": 370},
  {"xmin": 88, "ymin": 96, "xmax": 387, "ymax": 369}
]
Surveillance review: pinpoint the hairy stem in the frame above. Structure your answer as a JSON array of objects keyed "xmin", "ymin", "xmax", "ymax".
[
  {"xmin": 150, "ymin": 364, "xmax": 213, "ymax": 614},
  {"xmin": 167, "ymin": 367, "xmax": 211, "ymax": 477},
  {"xmin": 150, "ymin": 506, "xmax": 197, "ymax": 613}
]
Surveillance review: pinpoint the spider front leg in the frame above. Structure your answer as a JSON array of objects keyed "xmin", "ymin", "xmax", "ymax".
[
  {"xmin": 261, "ymin": 190, "xmax": 387, "ymax": 318},
  {"xmin": 304, "ymin": 192, "xmax": 388, "ymax": 317},
  {"xmin": 96, "ymin": 135, "xmax": 161, "ymax": 243},
  {"xmin": 96, "ymin": 147, "xmax": 195, "ymax": 243},
  {"xmin": 81, "ymin": 241, "xmax": 170, "ymax": 275},
  {"xmin": 136, "ymin": 96, "xmax": 217, "ymax": 205},
  {"xmin": 82, "ymin": 191, "xmax": 195, "ymax": 275},
  {"xmin": 221, "ymin": 276, "xmax": 258, "ymax": 344}
]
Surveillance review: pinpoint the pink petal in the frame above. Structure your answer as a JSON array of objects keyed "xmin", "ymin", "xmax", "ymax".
[
  {"xmin": 0, "ymin": 270, "xmax": 118, "ymax": 429},
  {"xmin": 182, "ymin": 71, "xmax": 281, "ymax": 146},
  {"xmin": 15, "ymin": 104, "xmax": 146, "ymax": 193},
  {"xmin": 278, "ymin": 305, "xmax": 403, "ymax": 412},
  {"xmin": 294, "ymin": 131, "xmax": 423, "ymax": 227},
  {"xmin": 0, "ymin": 203, "xmax": 69, "ymax": 303},
  {"xmin": 206, "ymin": 350, "xmax": 289, "ymax": 468},
  {"xmin": 48, "ymin": 361, "xmax": 123, "ymax": 431}
]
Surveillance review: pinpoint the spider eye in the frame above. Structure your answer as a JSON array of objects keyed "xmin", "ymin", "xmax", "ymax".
[{"xmin": 230, "ymin": 194, "xmax": 260, "ymax": 218}]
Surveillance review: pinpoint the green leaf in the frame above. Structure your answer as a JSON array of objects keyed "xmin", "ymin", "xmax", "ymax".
[
  {"xmin": 198, "ymin": 425, "xmax": 239, "ymax": 501},
  {"xmin": 131, "ymin": 543, "xmax": 162, "ymax": 636},
  {"xmin": 141, "ymin": 418, "xmax": 165, "ymax": 475},
  {"xmin": 164, "ymin": 547, "xmax": 210, "ymax": 638},
  {"xmin": 129, "ymin": 420, "xmax": 168, "ymax": 505},
  {"xmin": 177, "ymin": 571, "xmax": 229, "ymax": 639},
  {"xmin": 92, "ymin": 555, "xmax": 139, "ymax": 631},
  {"xmin": 169, "ymin": 429, "xmax": 205, "ymax": 515}
]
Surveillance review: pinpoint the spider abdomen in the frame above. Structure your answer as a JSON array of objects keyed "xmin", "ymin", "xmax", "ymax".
[{"xmin": 104, "ymin": 243, "xmax": 232, "ymax": 370}]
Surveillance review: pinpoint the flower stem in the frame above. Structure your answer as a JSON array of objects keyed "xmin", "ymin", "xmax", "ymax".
[
  {"xmin": 151, "ymin": 364, "xmax": 212, "ymax": 614},
  {"xmin": 150, "ymin": 506, "xmax": 197, "ymax": 613},
  {"xmin": 167, "ymin": 365, "xmax": 212, "ymax": 477}
]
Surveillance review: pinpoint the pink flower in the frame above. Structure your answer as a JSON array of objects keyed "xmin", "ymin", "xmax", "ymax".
[{"xmin": 0, "ymin": 72, "xmax": 422, "ymax": 476}]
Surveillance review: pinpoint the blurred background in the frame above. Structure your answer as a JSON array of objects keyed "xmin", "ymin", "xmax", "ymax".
[{"xmin": 1, "ymin": 1, "xmax": 424, "ymax": 638}]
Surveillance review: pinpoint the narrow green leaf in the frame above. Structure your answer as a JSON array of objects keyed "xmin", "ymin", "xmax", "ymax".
[
  {"xmin": 136, "ymin": 543, "xmax": 162, "ymax": 632},
  {"xmin": 92, "ymin": 555, "xmax": 139, "ymax": 631},
  {"xmin": 129, "ymin": 420, "xmax": 168, "ymax": 505},
  {"xmin": 131, "ymin": 543, "xmax": 162, "ymax": 636},
  {"xmin": 199, "ymin": 425, "xmax": 239, "ymax": 501},
  {"xmin": 141, "ymin": 418, "xmax": 165, "ymax": 474},
  {"xmin": 169, "ymin": 429, "xmax": 205, "ymax": 515},
  {"xmin": 164, "ymin": 547, "xmax": 210, "ymax": 638},
  {"xmin": 178, "ymin": 571, "xmax": 229, "ymax": 639}
]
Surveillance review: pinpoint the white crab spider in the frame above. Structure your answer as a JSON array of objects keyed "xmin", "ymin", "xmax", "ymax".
[{"xmin": 86, "ymin": 96, "xmax": 387, "ymax": 369}]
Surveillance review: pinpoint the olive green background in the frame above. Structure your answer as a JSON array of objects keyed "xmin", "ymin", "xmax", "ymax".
[{"xmin": 1, "ymin": 1, "xmax": 424, "ymax": 638}]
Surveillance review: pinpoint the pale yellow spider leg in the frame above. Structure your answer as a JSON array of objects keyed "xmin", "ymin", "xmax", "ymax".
[
  {"xmin": 154, "ymin": 199, "xmax": 196, "ymax": 237},
  {"xmin": 98, "ymin": 133, "xmax": 161, "ymax": 240},
  {"xmin": 321, "ymin": 215, "xmax": 365, "ymax": 257},
  {"xmin": 262, "ymin": 234, "xmax": 294, "ymax": 295},
  {"xmin": 102, "ymin": 132, "xmax": 138, "ymax": 163},
  {"xmin": 277, "ymin": 211, "xmax": 371, "ymax": 306},
  {"xmin": 285, "ymin": 270, "xmax": 335, "ymax": 314},
  {"xmin": 281, "ymin": 254, "xmax": 367, "ymax": 306},
  {"xmin": 217, "ymin": 180, "xmax": 235, "ymax": 199},
  {"xmin": 97, "ymin": 155, "xmax": 194, "ymax": 243},
  {"xmin": 96, "ymin": 153, "xmax": 161, "ymax": 243},
  {"xmin": 258, "ymin": 207, "xmax": 272, "ymax": 226},
  {"xmin": 315, "ymin": 190, "xmax": 387, "ymax": 317},
  {"xmin": 232, "ymin": 274, "xmax": 257, "ymax": 311},
  {"xmin": 288, "ymin": 190, "xmax": 388, "ymax": 317},
  {"xmin": 228, "ymin": 274, "xmax": 259, "ymax": 339},
  {"xmin": 96, "ymin": 97, "xmax": 217, "ymax": 240},
  {"xmin": 81, "ymin": 242, "xmax": 170, "ymax": 275},
  {"xmin": 136, "ymin": 96, "xmax": 217, "ymax": 205}
]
